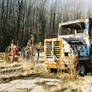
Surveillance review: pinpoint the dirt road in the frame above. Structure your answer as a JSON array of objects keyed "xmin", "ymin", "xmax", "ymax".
[
  {"xmin": 0, "ymin": 74, "xmax": 92, "ymax": 92},
  {"xmin": 0, "ymin": 53, "xmax": 92, "ymax": 92}
]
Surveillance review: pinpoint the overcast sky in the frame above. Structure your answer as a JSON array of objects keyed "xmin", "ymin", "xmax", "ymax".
[
  {"xmin": 49, "ymin": 0, "xmax": 92, "ymax": 10},
  {"xmin": 84, "ymin": 0, "xmax": 92, "ymax": 10}
]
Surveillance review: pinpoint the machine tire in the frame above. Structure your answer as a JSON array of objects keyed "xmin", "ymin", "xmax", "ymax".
[
  {"xmin": 80, "ymin": 64, "xmax": 86, "ymax": 76},
  {"xmin": 5, "ymin": 46, "xmax": 13, "ymax": 62},
  {"xmin": 49, "ymin": 68, "xmax": 57, "ymax": 73}
]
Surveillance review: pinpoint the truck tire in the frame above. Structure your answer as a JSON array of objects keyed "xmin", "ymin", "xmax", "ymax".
[
  {"xmin": 80, "ymin": 64, "xmax": 86, "ymax": 76},
  {"xmin": 50, "ymin": 68, "xmax": 57, "ymax": 73}
]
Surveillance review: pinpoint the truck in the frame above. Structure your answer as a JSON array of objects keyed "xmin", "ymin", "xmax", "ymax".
[{"xmin": 44, "ymin": 18, "xmax": 92, "ymax": 75}]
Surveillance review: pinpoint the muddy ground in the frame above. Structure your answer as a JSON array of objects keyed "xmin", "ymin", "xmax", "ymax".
[{"xmin": 0, "ymin": 53, "xmax": 92, "ymax": 92}]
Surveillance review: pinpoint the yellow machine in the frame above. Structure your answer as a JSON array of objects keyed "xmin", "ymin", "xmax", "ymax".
[
  {"xmin": 44, "ymin": 18, "xmax": 92, "ymax": 75},
  {"xmin": 44, "ymin": 38, "xmax": 78, "ymax": 72}
]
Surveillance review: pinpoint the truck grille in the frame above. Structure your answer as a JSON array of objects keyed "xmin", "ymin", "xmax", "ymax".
[
  {"xmin": 54, "ymin": 41, "xmax": 60, "ymax": 58},
  {"xmin": 46, "ymin": 41, "xmax": 52, "ymax": 58}
]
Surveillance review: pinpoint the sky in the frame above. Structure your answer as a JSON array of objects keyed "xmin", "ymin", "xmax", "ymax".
[
  {"xmin": 84, "ymin": 0, "xmax": 92, "ymax": 10},
  {"xmin": 49, "ymin": 0, "xmax": 92, "ymax": 10}
]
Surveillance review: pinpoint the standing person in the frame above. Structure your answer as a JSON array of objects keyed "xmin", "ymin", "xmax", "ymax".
[
  {"xmin": 31, "ymin": 44, "xmax": 34, "ymax": 56},
  {"xmin": 13, "ymin": 45, "xmax": 19, "ymax": 62},
  {"xmin": 11, "ymin": 40, "xmax": 14, "ymax": 49},
  {"xmin": 10, "ymin": 40, "xmax": 19, "ymax": 62},
  {"xmin": 16, "ymin": 40, "xmax": 19, "ymax": 47},
  {"xmin": 26, "ymin": 41, "xmax": 30, "ymax": 50},
  {"xmin": 25, "ymin": 41, "xmax": 30, "ymax": 59},
  {"xmin": 30, "ymin": 34, "xmax": 35, "ymax": 56},
  {"xmin": 36, "ymin": 42, "xmax": 41, "ymax": 61},
  {"xmin": 11, "ymin": 40, "xmax": 14, "ymax": 57}
]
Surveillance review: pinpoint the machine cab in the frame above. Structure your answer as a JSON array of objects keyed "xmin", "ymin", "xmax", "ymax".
[{"xmin": 58, "ymin": 18, "xmax": 92, "ymax": 58}]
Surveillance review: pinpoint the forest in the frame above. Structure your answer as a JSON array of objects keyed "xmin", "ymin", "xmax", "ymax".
[{"xmin": 0, "ymin": 0, "xmax": 91, "ymax": 51}]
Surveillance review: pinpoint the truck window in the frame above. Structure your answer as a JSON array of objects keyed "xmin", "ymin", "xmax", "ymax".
[{"xmin": 59, "ymin": 22, "xmax": 85, "ymax": 35}]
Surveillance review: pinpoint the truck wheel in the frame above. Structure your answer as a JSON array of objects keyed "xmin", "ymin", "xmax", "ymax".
[
  {"xmin": 50, "ymin": 68, "xmax": 57, "ymax": 73},
  {"xmin": 80, "ymin": 64, "xmax": 86, "ymax": 76}
]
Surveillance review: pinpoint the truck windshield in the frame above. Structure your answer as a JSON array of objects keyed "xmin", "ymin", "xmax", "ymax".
[{"xmin": 59, "ymin": 22, "xmax": 85, "ymax": 35}]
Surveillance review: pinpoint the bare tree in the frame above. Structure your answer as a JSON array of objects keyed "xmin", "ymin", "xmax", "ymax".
[{"xmin": 0, "ymin": 0, "xmax": 91, "ymax": 51}]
